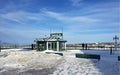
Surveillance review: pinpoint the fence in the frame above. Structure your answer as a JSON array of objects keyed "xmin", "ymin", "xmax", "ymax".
[
  {"xmin": 0, "ymin": 45, "xmax": 32, "ymax": 50},
  {"xmin": 66, "ymin": 46, "xmax": 120, "ymax": 50}
]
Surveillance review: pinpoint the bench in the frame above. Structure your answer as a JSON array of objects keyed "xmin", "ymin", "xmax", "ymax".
[
  {"xmin": 76, "ymin": 53, "xmax": 100, "ymax": 60},
  {"xmin": 118, "ymin": 56, "xmax": 120, "ymax": 61},
  {"xmin": 46, "ymin": 52, "xmax": 63, "ymax": 56}
]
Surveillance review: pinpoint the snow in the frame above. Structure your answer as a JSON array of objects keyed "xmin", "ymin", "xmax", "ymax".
[
  {"xmin": 41, "ymin": 50, "xmax": 58, "ymax": 53},
  {"xmin": 51, "ymin": 57, "xmax": 101, "ymax": 75},
  {"xmin": 0, "ymin": 49, "xmax": 120, "ymax": 75},
  {"xmin": 0, "ymin": 49, "xmax": 64, "ymax": 75},
  {"xmin": 50, "ymin": 50, "xmax": 120, "ymax": 75}
]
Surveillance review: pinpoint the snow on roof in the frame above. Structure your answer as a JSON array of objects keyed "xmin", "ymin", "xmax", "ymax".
[{"xmin": 35, "ymin": 35, "xmax": 67, "ymax": 42}]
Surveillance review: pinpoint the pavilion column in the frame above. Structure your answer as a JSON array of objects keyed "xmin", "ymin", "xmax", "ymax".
[
  {"xmin": 64, "ymin": 43, "xmax": 66, "ymax": 51},
  {"xmin": 57, "ymin": 41, "xmax": 59, "ymax": 51},
  {"xmin": 37, "ymin": 42, "xmax": 39, "ymax": 51},
  {"xmin": 50, "ymin": 42, "xmax": 52, "ymax": 50},
  {"xmin": 46, "ymin": 41, "xmax": 48, "ymax": 50}
]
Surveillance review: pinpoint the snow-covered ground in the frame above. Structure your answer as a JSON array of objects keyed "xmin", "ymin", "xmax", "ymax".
[
  {"xmin": 52, "ymin": 50, "xmax": 120, "ymax": 75},
  {"xmin": 0, "ymin": 49, "xmax": 120, "ymax": 75},
  {"xmin": 0, "ymin": 49, "xmax": 64, "ymax": 75}
]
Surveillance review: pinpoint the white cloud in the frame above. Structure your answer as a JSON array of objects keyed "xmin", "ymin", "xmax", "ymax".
[
  {"xmin": 43, "ymin": 10, "xmax": 99, "ymax": 23},
  {"xmin": 1, "ymin": 11, "xmax": 44, "ymax": 24},
  {"xmin": 0, "ymin": 0, "xmax": 119, "ymax": 44},
  {"xmin": 0, "ymin": 10, "xmax": 100, "ymax": 25},
  {"xmin": 70, "ymin": 0, "xmax": 83, "ymax": 6},
  {"xmin": 64, "ymin": 31, "xmax": 120, "ymax": 43},
  {"xmin": 0, "ymin": 27, "xmax": 50, "ymax": 39}
]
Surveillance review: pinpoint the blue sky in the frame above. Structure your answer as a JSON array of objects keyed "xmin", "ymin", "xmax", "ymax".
[{"xmin": 0, "ymin": 0, "xmax": 120, "ymax": 44}]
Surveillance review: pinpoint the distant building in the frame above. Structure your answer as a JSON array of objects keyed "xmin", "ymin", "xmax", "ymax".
[{"xmin": 34, "ymin": 33, "xmax": 67, "ymax": 51}]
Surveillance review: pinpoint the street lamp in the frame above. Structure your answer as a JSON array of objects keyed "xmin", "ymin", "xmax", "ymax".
[{"xmin": 113, "ymin": 35, "xmax": 119, "ymax": 50}]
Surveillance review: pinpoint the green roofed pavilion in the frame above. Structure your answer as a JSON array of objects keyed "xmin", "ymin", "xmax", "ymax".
[{"xmin": 34, "ymin": 33, "xmax": 67, "ymax": 51}]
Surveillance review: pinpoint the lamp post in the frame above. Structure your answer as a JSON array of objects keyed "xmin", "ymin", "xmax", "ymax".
[{"xmin": 113, "ymin": 35, "xmax": 119, "ymax": 50}]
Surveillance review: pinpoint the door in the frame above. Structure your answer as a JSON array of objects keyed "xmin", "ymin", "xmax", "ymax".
[{"xmin": 52, "ymin": 42, "xmax": 57, "ymax": 50}]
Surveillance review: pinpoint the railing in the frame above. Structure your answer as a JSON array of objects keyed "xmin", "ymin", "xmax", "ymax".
[
  {"xmin": 0, "ymin": 45, "xmax": 32, "ymax": 50},
  {"xmin": 66, "ymin": 46, "xmax": 120, "ymax": 50}
]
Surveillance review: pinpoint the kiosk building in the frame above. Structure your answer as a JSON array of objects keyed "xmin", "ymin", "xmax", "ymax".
[{"xmin": 34, "ymin": 33, "xmax": 67, "ymax": 51}]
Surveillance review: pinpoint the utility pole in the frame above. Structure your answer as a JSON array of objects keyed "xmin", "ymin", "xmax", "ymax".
[{"xmin": 113, "ymin": 35, "xmax": 119, "ymax": 50}]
